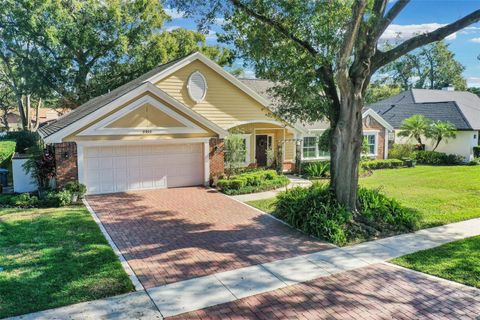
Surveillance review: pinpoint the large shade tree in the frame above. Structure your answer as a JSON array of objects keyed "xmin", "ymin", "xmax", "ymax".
[
  {"xmin": 172, "ymin": 0, "xmax": 480, "ymax": 212},
  {"xmin": 0, "ymin": 0, "xmax": 235, "ymax": 113}
]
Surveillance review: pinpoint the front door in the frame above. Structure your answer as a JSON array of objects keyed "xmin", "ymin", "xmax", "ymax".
[{"xmin": 255, "ymin": 135, "xmax": 268, "ymax": 167}]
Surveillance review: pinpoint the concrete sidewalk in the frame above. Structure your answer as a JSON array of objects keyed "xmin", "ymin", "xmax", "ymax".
[{"xmin": 11, "ymin": 216, "xmax": 480, "ymax": 319}]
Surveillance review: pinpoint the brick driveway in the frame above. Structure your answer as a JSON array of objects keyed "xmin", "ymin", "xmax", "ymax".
[
  {"xmin": 87, "ymin": 187, "xmax": 332, "ymax": 288},
  {"xmin": 170, "ymin": 263, "xmax": 480, "ymax": 320}
]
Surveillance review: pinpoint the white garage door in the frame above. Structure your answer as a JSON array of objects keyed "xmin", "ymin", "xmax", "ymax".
[{"xmin": 84, "ymin": 143, "xmax": 204, "ymax": 194}]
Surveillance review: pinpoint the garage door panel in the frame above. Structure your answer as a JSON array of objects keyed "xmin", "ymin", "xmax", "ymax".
[{"xmin": 85, "ymin": 143, "xmax": 204, "ymax": 194}]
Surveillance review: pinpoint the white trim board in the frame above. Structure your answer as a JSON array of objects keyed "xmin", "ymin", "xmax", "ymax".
[{"xmin": 78, "ymin": 95, "xmax": 207, "ymax": 136}]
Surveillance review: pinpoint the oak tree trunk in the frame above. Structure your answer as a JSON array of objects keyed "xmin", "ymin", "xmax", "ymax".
[{"xmin": 329, "ymin": 90, "xmax": 365, "ymax": 212}]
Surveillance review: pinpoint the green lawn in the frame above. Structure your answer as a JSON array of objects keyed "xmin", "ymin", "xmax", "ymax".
[
  {"xmin": 248, "ymin": 166, "xmax": 480, "ymax": 229},
  {"xmin": 361, "ymin": 165, "xmax": 480, "ymax": 228},
  {"xmin": 0, "ymin": 206, "xmax": 133, "ymax": 318},
  {"xmin": 392, "ymin": 236, "xmax": 480, "ymax": 289}
]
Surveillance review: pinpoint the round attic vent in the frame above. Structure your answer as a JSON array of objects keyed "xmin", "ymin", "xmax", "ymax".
[{"xmin": 187, "ymin": 71, "xmax": 208, "ymax": 103}]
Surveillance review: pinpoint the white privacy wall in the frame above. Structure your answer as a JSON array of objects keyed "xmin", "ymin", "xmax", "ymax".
[
  {"xmin": 12, "ymin": 157, "xmax": 37, "ymax": 193},
  {"xmin": 394, "ymin": 130, "xmax": 478, "ymax": 161}
]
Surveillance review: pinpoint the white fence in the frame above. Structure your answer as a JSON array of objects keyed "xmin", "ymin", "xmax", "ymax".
[{"xmin": 12, "ymin": 154, "xmax": 37, "ymax": 193}]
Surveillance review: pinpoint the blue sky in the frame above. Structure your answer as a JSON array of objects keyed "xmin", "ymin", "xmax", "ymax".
[{"xmin": 164, "ymin": 1, "xmax": 480, "ymax": 87}]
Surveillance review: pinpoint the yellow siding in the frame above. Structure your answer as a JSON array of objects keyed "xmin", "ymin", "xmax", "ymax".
[
  {"xmin": 106, "ymin": 104, "xmax": 186, "ymax": 128},
  {"xmin": 156, "ymin": 60, "xmax": 276, "ymax": 129}
]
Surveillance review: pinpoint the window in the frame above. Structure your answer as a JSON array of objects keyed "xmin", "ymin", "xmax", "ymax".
[
  {"xmin": 363, "ymin": 133, "xmax": 377, "ymax": 155},
  {"xmin": 303, "ymin": 137, "xmax": 317, "ymax": 158},
  {"xmin": 302, "ymin": 136, "xmax": 330, "ymax": 159},
  {"xmin": 187, "ymin": 71, "xmax": 207, "ymax": 103},
  {"xmin": 225, "ymin": 134, "xmax": 251, "ymax": 166}
]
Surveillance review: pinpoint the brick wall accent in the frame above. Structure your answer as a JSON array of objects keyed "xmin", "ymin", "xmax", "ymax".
[
  {"xmin": 363, "ymin": 115, "xmax": 386, "ymax": 160},
  {"xmin": 209, "ymin": 138, "xmax": 224, "ymax": 185},
  {"xmin": 54, "ymin": 142, "xmax": 78, "ymax": 189},
  {"xmin": 282, "ymin": 161, "xmax": 295, "ymax": 173}
]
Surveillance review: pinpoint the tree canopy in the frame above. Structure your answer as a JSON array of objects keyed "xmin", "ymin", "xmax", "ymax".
[
  {"xmin": 378, "ymin": 41, "xmax": 467, "ymax": 91},
  {"xmin": 0, "ymin": 0, "xmax": 235, "ymax": 119}
]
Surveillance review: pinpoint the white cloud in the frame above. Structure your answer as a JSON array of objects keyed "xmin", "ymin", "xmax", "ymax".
[
  {"xmin": 459, "ymin": 26, "xmax": 480, "ymax": 35},
  {"xmin": 381, "ymin": 23, "xmax": 457, "ymax": 42},
  {"xmin": 470, "ymin": 37, "xmax": 480, "ymax": 43},
  {"xmin": 165, "ymin": 25, "xmax": 181, "ymax": 32},
  {"xmin": 467, "ymin": 77, "xmax": 480, "ymax": 87},
  {"xmin": 164, "ymin": 8, "xmax": 185, "ymax": 19}
]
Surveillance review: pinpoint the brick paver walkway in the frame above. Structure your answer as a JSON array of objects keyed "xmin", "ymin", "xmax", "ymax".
[
  {"xmin": 169, "ymin": 263, "xmax": 480, "ymax": 320},
  {"xmin": 87, "ymin": 187, "xmax": 332, "ymax": 288}
]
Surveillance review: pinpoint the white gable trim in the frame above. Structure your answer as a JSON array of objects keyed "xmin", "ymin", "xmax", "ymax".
[
  {"xmin": 44, "ymin": 82, "xmax": 227, "ymax": 143},
  {"xmin": 78, "ymin": 95, "xmax": 207, "ymax": 136},
  {"xmin": 362, "ymin": 108, "xmax": 394, "ymax": 132}
]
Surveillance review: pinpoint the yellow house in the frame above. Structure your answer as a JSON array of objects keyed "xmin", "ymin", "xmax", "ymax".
[
  {"xmin": 39, "ymin": 52, "xmax": 306, "ymax": 195},
  {"xmin": 40, "ymin": 52, "xmax": 393, "ymax": 194}
]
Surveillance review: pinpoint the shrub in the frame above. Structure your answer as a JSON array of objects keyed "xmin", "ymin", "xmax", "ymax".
[
  {"xmin": 358, "ymin": 188, "xmax": 419, "ymax": 232},
  {"xmin": 388, "ymin": 144, "xmax": 415, "ymax": 160},
  {"xmin": 6, "ymin": 131, "xmax": 40, "ymax": 154},
  {"xmin": 39, "ymin": 190, "xmax": 72, "ymax": 207},
  {"xmin": 474, "ymin": 146, "xmax": 480, "ymax": 158},
  {"xmin": 274, "ymin": 183, "xmax": 419, "ymax": 245},
  {"xmin": 217, "ymin": 170, "xmax": 289, "ymax": 195},
  {"xmin": 303, "ymin": 161, "xmax": 330, "ymax": 178},
  {"xmin": 276, "ymin": 184, "xmax": 351, "ymax": 245},
  {"xmin": 217, "ymin": 179, "xmax": 246, "ymax": 190},
  {"xmin": 361, "ymin": 159, "xmax": 404, "ymax": 170},
  {"xmin": 468, "ymin": 158, "xmax": 480, "ymax": 166},
  {"xmin": 10, "ymin": 193, "xmax": 38, "ymax": 208},
  {"xmin": 64, "ymin": 181, "xmax": 87, "ymax": 198},
  {"xmin": 413, "ymin": 150, "xmax": 465, "ymax": 165}
]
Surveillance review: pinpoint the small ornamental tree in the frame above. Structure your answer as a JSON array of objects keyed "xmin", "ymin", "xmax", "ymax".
[
  {"xmin": 426, "ymin": 121, "xmax": 457, "ymax": 151},
  {"xmin": 224, "ymin": 132, "xmax": 246, "ymax": 178},
  {"xmin": 398, "ymin": 115, "xmax": 431, "ymax": 146}
]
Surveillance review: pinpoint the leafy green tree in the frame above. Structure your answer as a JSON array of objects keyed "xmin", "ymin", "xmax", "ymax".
[
  {"xmin": 426, "ymin": 121, "xmax": 457, "ymax": 151},
  {"xmin": 224, "ymin": 132, "xmax": 247, "ymax": 178},
  {"xmin": 365, "ymin": 84, "xmax": 402, "ymax": 104},
  {"xmin": 172, "ymin": 0, "xmax": 480, "ymax": 211},
  {"xmin": 379, "ymin": 41, "xmax": 467, "ymax": 90},
  {"xmin": 398, "ymin": 115, "xmax": 431, "ymax": 146},
  {"xmin": 0, "ymin": 0, "xmax": 234, "ymax": 109}
]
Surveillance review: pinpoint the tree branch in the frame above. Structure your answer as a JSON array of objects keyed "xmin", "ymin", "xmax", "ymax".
[
  {"xmin": 337, "ymin": 0, "xmax": 368, "ymax": 73},
  {"xmin": 372, "ymin": 9, "xmax": 480, "ymax": 71},
  {"xmin": 373, "ymin": 0, "xmax": 410, "ymax": 40},
  {"xmin": 229, "ymin": 0, "xmax": 319, "ymax": 56}
]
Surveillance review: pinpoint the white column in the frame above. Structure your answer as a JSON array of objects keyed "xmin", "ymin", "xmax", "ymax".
[{"xmin": 203, "ymin": 142, "xmax": 210, "ymax": 186}]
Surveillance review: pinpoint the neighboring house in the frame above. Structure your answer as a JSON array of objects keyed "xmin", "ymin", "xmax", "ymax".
[
  {"xmin": 369, "ymin": 89, "xmax": 480, "ymax": 161},
  {"xmin": 38, "ymin": 52, "xmax": 391, "ymax": 195}
]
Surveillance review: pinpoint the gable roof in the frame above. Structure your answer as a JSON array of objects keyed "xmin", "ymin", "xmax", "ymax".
[
  {"xmin": 369, "ymin": 89, "xmax": 480, "ymax": 130},
  {"xmin": 239, "ymin": 79, "xmax": 330, "ymax": 132},
  {"xmin": 40, "ymin": 52, "xmax": 300, "ymax": 142}
]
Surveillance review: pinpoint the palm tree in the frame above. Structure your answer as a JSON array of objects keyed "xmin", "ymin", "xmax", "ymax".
[
  {"xmin": 398, "ymin": 115, "xmax": 431, "ymax": 146},
  {"xmin": 426, "ymin": 121, "xmax": 457, "ymax": 151}
]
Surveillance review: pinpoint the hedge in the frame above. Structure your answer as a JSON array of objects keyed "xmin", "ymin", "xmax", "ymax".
[
  {"xmin": 413, "ymin": 150, "xmax": 465, "ymax": 165},
  {"xmin": 361, "ymin": 159, "xmax": 404, "ymax": 170},
  {"xmin": 217, "ymin": 170, "xmax": 289, "ymax": 195}
]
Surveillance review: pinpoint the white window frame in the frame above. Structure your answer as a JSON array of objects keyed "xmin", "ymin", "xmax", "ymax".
[
  {"xmin": 301, "ymin": 135, "xmax": 330, "ymax": 160},
  {"xmin": 187, "ymin": 71, "xmax": 208, "ymax": 103},
  {"xmin": 363, "ymin": 131, "xmax": 378, "ymax": 157}
]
